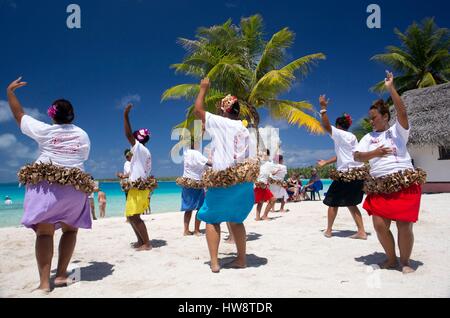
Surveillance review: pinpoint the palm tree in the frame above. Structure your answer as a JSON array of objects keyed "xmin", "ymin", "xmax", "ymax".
[
  {"xmin": 353, "ymin": 17, "xmax": 449, "ymax": 140},
  {"xmin": 161, "ymin": 15, "xmax": 326, "ymax": 137},
  {"xmin": 371, "ymin": 17, "xmax": 449, "ymax": 94}
]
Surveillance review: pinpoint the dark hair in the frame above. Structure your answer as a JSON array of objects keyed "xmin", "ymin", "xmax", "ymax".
[
  {"xmin": 277, "ymin": 155, "xmax": 284, "ymax": 163},
  {"xmin": 370, "ymin": 99, "xmax": 391, "ymax": 121},
  {"xmin": 228, "ymin": 101, "xmax": 240, "ymax": 116},
  {"xmin": 52, "ymin": 99, "xmax": 75, "ymax": 124},
  {"xmin": 266, "ymin": 149, "xmax": 271, "ymax": 156},
  {"xmin": 133, "ymin": 131, "xmax": 150, "ymax": 145},
  {"xmin": 335, "ymin": 116, "xmax": 351, "ymax": 130},
  {"xmin": 124, "ymin": 149, "xmax": 131, "ymax": 157}
]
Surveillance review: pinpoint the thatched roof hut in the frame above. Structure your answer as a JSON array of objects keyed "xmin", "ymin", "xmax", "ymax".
[{"xmin": 401, "ymin": 83, "xmax": 450, "ymax": 146}]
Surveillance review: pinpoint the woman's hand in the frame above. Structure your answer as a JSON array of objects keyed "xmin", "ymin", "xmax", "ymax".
[
  {"xmin": 384, "ymin": 71, "xmax": 395, "ymax": 91},
  {"xmin": 374, "ymin": 145, "xmax": 393, "ymax": 157},
  {"xmin": 7, "ymin": 77, "xmax": 27, "ymax": 93},
  {"xmin": 319, "ymin": 94, "xmax": 329, "ymax": 110},
  {"xmin": 317, "ymin": 159, "xmax": 327, "ymax": 167},
  {"xmin": 200, "ymin": 78, "xmax": 210, "ymax": 91},
  {"xmin": 124, "ymin": 103, "xmax": 133, "ymax": 115}
]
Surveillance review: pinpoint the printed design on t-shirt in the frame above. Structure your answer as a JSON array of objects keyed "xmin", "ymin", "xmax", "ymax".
[
  {"xmin": 385, "ymin": 130, "xmax": 399, "ymax": 163},
  {"xmin": 50, "ymin": 134, "xmax": 83, "ymax": 154}
]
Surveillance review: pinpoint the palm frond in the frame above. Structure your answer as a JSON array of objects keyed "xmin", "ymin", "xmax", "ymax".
[
  {"xmin": 161, "ymin": 84, "xmax": 199, "ymax": 102},
  {"xmin": 418, "ymin": 72, "xmax": 437, "ymax": 87},
  {"xmin": 266, "ymin": 99, "xmax": 324, "ymax": 134},
  {"xmin": 255, "ymin": 28, "xmax": 294, "ymax": 81}
]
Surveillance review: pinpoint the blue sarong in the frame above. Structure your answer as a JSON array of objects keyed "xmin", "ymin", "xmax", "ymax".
[
  {"xmin": 181, "ymin": 187, "xmax": 205, "ymax": 211},
  {"xmin": 197, "ymin": 182, "xmax": 254, "ymax": 224}
]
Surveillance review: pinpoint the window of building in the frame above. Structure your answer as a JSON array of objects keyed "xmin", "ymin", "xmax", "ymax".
[{"xmin": 438, "ymin": 146, "xmax": 450, "ymax": 160}]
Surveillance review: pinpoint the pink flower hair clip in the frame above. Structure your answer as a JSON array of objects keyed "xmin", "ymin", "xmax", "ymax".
[{"xmin": 47, "ymin": 105, "xmax": 58, "ymax": 119}]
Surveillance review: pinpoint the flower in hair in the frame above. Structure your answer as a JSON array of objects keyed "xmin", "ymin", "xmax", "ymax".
[
  {"xmin": 343, "ymin": 113, "xmax": 353, "ymax": 126},
  {"xmin": 221, "ymin": 94, "xmax": 238, "ymax": 113},
  {"xmin": 47, "ymin": 105, "xmax": 58, "ymax": 119}
]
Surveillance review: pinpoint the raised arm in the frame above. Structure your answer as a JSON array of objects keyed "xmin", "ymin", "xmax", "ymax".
[
  {"xmin": 317, "ymin": 156, "xmax": 337, "ymax": 167},
  {"xmin": 319, "ymin": 94, "xmax": 332, "ymax": 134},
  {"xmin": 385, "ymin": 71, "xmax": 409, "ymax": 130},
  {"xmin": 194, "ymin": 78, "xmax": 210, "ymax": 123},
  {"xmin": 124, "ymin": 103, "xmax": 136, "ymax": 146},
  {"xmin": 354, "ymin": 146, "xmax": 393, "ymax": 162},
  {"xmin": 6, "ymin": 77, "xmax": 28, "ymax": 125}
]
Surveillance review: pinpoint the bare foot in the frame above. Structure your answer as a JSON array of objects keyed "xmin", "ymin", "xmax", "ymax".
[
  {"xmin": 54, "ymin": 276, "xmax": 76, "ymax": 287},
  {"xmin": 379, "ymin": 260, "xmax": 399, "ymax": 270},
  {"xmin": 323, "ymin": 231, "xmax": 332, "ymax": 238},
  {"xmin": 350, "ymin": 233, "xmax": 368, "ymax": 240},
  {"xmin": 31, "ymin": 287, "xmax": 50, "ymax": 295},
  {"xmin": 210, "ymin": 264, "xmax": 221, "ymax": 273},
  {"xmin": 184, "ymin": 231, "xmax": 194, "ymax": 236},
  {"xmin": 261, "ymin": 216, "xmax": 271, "ymax": 221},
  {"xmin": 135, "ymin": 243, "xmax": 152, "ymax": 251},
  {"xmin": 401, "ymin": 264, "xmax": 415, "ymax": 274},
  {"xmin": 255, "ymin": 217, "xmax": 262, "ymax": 221},
  {"xmin": 280, "ymin": 209, "xmax": 289, "ymax": 213},
  {"xmin": 193, "ymin": 231, "xmax": 202, "ymax": 236},
  {"xmin": 130, "ymin": 242, "xmax": 143, "ymax": 248},
  {"xmin": 223, "ymin": 259, "xmax": 246, "ymax": 269}
]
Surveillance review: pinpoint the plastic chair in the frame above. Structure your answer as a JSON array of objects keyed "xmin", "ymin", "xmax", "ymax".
[{"xmin": 306, "ymin": 180, "xmax": 323, "ymax": 201}]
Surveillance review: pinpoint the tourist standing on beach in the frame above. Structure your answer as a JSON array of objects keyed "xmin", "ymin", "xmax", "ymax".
[
  {"xmin": 6, "ymin": 77, "xmax": 93, "ymax": 293},
  {"xmin": 123, "ymin": 103, "xmax": 154, "ymax": 251},
  {"xmin": 177, "ymin": 139, "xmax": 210, "ymax": 236},
  {"xmin": 98, "ymin": 190, "xmax": 107, "ymax": 218},
  {"xmin": 354, "ymin": 72, "xmax": 426, "ymax": 274},
  {"xmin": 194, "ymin": 78, "xmax": 257, "ymax": 273},
  {"xmin": 317, "ymin": 95, "xmax": 367, "ymax": 240},
  {"xmin": 269, "ymin": 155, "xmax": 289, "ymax": 213},
  {"xmin": 254, "ymin": 151, "xmax": 276, "ymax": 221}
]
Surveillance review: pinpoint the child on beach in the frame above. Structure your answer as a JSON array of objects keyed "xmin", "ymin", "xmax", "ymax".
[
  {"xmin": 317, "ymin": 95, "xmax": 367, "ymax": 239},
  {"xmin": 178, "ymin": 139, "xmax": 210, "ymax": 236},
  {"xmin": 254, "ymin": 153, "xmax": 276, "ymax": 221},
  {"xmin": 354, "ymin": 72, "xmax": 426, "ymax": 274},
  {"xmin": 117, "ymin": 149, "xmax": 132, "ymax": 199},
  {"xmin": 269, "ymin": 155, "xmax": 289, "ymax": 213},
  {"xmin": 7, "ymin": 77, "xmax": 93, "ymax": 293},
  {"xmin": 194, "ymin": 78, "xmax": 257, "ymax": 273},
  {"xmin": 123, "ymin": 103, "xmax": 153, "ymax": 251}
]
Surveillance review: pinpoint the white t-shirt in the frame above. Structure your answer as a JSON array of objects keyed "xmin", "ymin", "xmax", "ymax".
[
  {"xmin": 205, "ymin": 112, "xmax": 250, "ymax": 171},
  {"xmin": 355, "ymin": 120, "xmax": 414, "ymax": 178},
  {"xmin": 20, "ymin": 115, "xmax": 90, "ymax": 171},
  {"xmin": 330, "ymin": 126, "xmax": 364, "ymax": 171},
  {"xmin": 257, "ymin": 160, "xmax": 276, "ymax": 183},
  {"xmin": 123, "ymin": 161, "xmax": 131, "ymax": 175},
  {"xmin": 182, "ymin": 149, "xmax": 209, "ymax": 181},
  {"xmin": 129, "ymin": 141, "xmax": 152, "ymax": 181},
  {"xmin": 270, "ymin": 164, "xmax": 287, "ymax": 181}
]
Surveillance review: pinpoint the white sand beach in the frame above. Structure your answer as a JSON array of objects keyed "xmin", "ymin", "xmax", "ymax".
[{"xmin": 0, "ymin": 193, "xmax": 449, "ymax": 298}]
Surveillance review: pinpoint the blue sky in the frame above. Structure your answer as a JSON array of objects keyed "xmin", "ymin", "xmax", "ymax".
[{"xmin": 0, "ymin": 0, "xmax": 448, "ymax": 182}]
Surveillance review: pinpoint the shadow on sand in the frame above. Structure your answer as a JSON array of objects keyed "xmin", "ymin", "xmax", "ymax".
[{"xmin": 354, "ymin": 252, "xmax": 424, "ymax": 271}]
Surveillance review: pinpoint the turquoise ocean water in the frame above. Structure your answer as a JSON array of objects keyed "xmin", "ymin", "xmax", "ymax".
[{"xmin": 0, "ymin": 180, "xmax": 331, "ymax": 228}]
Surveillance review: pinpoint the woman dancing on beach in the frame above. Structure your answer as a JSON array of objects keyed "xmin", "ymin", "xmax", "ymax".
[
  {"xmin": 317, "ymin": 95, "xmax": 367, "ymax": 239},
  {"xmin": 354, "ymin": 72, "xmax": 426, "ymax": 274},
  {"xmin": 194, "ymin": 78, "xmax": 257, "ymax": 273},
  {"xmin": 123, "ymin": 103, "xmax": 154, "ymax": 251},
  {"xmin": 7, "ymin": 77, "xmax": 93, "ymax": 293}
]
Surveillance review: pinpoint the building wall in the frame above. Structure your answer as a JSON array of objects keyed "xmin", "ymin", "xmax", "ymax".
[{"xmin": 409, "ymin": 145, "xmax": 450, "ymax": 182}]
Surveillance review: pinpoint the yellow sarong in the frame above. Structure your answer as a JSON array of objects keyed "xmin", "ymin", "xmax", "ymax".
[{"xmin": 125, "ymin": 189, "xmax": 150, "ymax": 217}]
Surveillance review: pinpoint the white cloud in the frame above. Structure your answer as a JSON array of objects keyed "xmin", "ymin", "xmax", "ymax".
[
  {"xmin": 115, "ymin": 94, "xmax": 141, "ymax": 109},
  {"xmin": 0, "ymin": 133, "xmax": 38, "ymax": 168},
  {"xmin": 0, "ymin": 100, "xmax": 45, "ymax": 123},
  {"xmin": 283, "ymin": 148, "xmax": 335, "ymax": 167},
  {"xmin": 0, "ymin": 133, "xmax": 17, "ymax": 149}
]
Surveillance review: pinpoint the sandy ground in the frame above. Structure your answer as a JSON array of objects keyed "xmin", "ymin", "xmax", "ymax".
[{"xmin": 0, "ymin": 193, "xmax": 449, "ymax": 298}]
